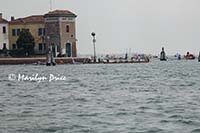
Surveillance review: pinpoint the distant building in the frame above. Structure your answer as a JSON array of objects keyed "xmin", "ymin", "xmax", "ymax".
[
  {"xmin": 9, "ymin": 15, "xmax": 46, "ymax": 54},
  {"xmin": 1, "ymin": 10, "xmax": 77, "ymax": 56},
  {"xmin": 0, "ymin": 13, "xmax": 9, "ymax": 50},
  {"xmin": 44, "ymin": 10, "xmax": 77, "ymax": 57}
]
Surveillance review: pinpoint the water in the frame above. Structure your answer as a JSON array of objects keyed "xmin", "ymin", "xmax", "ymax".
[{"xmin": 0, "ymin": 60, "xmax": 200, "ymax": 133}]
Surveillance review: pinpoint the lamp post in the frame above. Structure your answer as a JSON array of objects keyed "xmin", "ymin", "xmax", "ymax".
[
  {"xmin": 46, "ymin": 36, "xmax": 56, "ymax": 66},
  {"xmin": 91, "ymin": 32, "xmax": 96, "ymax": 62},
  {"xmin": 46, "ymin": 36, "xmax": 51, "ymax": 65},
  {"xmin": 50, "ymin": 0, "xmax": 53, "ymax": 10},
  {"xmin": 47, "ymin": 36, "xmax": 51, "ymax": 52}
]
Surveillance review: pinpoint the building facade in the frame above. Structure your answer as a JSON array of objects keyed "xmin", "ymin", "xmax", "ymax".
[
  {"xmin": 0, "ymin": 10, "xmax": 77, "ymax": 56},
  {"xmin": 44, "ymin": 10, "xmax": 77, "ymax": 57},
  {"xmin": 0, "ymin": 13, "xmax": 9, "ymax": 50},
  {"xmin": 9, "ymin": 15, "xmax": 46, "ymax": 54}
]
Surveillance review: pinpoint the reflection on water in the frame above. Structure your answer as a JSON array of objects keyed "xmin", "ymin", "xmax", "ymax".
[{"xmin": 0, "ymin": 60, "xmax": 200, "ymax": 133}]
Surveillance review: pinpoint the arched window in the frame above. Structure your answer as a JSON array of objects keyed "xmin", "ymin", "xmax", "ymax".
[{"xmin": 66, "ymin": 25, "xmax": 70, "ymax": 32}]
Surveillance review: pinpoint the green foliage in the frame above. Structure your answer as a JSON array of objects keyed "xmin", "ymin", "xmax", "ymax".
[
  {"xmin": 16, "ymin": 29, "xmax": 35, "ymax": 56},
  {"xmin": 9, "ymin": 49, "xmax": 25, "ymax": 57},
  {"xmin": 0, "ymin": 49, "xmax": 9, "ymax": 56},
  {"xmin": 0, "ymin": 49, "xmax": 6, "ymax": 54},
  {"xmin": 0, "ymin": 49, "xmax": 25, "ymax": 57}
]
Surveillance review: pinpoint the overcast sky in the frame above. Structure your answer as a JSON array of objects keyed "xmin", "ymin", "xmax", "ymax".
[{"xmin": 1, "ymin": 0, "xmax": 200, "ymax": 55}]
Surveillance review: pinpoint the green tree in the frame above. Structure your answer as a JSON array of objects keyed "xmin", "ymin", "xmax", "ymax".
[{"xmin": 16, "ymin": 29, "xmax": 35, "ymax": 56}]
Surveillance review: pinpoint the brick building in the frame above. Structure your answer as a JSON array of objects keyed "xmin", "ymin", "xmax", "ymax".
[{"xmin": 44, "ymin": 10, "xmax": 77, "ymax": 57}]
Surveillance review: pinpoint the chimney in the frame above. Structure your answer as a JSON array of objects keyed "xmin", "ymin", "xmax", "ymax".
[
  {"xmin": 11, "ymin": 16, "xmax": 15, "ymax": 21},
  {"xmin": 0, "ymin": 13, "xmax": 2, "ymax": 18}
]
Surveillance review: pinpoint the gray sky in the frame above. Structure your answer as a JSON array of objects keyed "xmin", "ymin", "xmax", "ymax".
[{"xmin": 1, "ymin": 0, "xmax": 200, "ymax": 55}]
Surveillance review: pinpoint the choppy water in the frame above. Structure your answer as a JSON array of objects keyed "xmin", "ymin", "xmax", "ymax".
[{"xmin": 0, "ymin": 59, "xmax": 200, "ymax": 133}]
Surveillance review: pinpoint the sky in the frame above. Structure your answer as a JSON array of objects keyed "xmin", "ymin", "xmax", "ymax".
[{"xmin": 1, "ymin": 0, "xmax": 200, "ymax": 55}]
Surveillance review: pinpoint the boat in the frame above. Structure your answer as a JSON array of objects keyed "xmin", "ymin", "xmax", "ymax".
[
  {"xmin": 32, "ymin": 61, "xmax": 46, "ymax": 65},
  {"xmin": 71, "ymin": 58, "xmax": 82, "ymax": 64},
  {"xmin": 160, "ymin": 47, "xmax": 167, "ymax": 61},
  {"xmin": 184, "ymin": 52, "xmax": 195, "ymax": 60},
  {"xmin": 178, "ymin": 55, "xmax": 181, "ymax": 60},
  {"xmin": 174, "ymin": 53, "xmax": 181, "ymax": 60},
  {"xmin": 198, "ymin": 52, "xmax": 200, "ymax": 62}
]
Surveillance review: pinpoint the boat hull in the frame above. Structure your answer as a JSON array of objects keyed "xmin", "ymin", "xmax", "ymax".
[{"xmin": 184, "ymin": 57, "xmax": 195, "ymax": 60}]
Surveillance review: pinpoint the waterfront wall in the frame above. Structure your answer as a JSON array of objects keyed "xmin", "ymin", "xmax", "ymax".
[{"xmin": 0, "ymin": 57, "xmax": 87, "ymax": 65}]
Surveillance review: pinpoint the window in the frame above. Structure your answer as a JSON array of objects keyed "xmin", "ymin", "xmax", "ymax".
[
  {"xmin": 17, "ymin": 29, "xmax": 20, "ymax": 36},
  {"xmin": 43, "ymin": 43, "xmax": 46, "ymax": 50},
  {"xmin": 12, "ymin": 44, "xmax": 16, "ymax": 49},
  {"xmin": 3, "ymin": 43, "xmax": 6, "ymax": 50},
  {"xmin": 38, "ymin": 28, "xmax": 42, "ymax": 36},
  {"xmin": 3, "ymin": 27, "xmax": 6, "ymax": 34},
  {"xmin": 66, "ymin": 25, "xmax": 70, "ymax": 32},
  {"xmin": 43, "ymin": 28, "xmax": 46, "ymax": 35},
  {"xmin": 12, "ymin": 29, "xmax": 16, "ymax": 36},
  {"xmin": 38, "ymin": 28, "xmax": 45, "ymax": 36},
  {"xmin": 39, "ymin": 43, "xmax": 43, "ymax": 51},
  {"xmin": 12, "ymin": 29, "xmax": 21, "ymax": 36}
]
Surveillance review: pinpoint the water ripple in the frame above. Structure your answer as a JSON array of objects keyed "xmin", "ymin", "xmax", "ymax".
[{"xmin": 0, "ymin": 61, "xmax": 200, "ymax": 132}]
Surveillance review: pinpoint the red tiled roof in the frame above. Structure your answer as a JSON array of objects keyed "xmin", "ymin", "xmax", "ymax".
[
  {"xmin": 47, "ymin": 10, "xmax": 75, "ymax": 15},
  {"xmin": 9, "ymin": 15, "xmax": 44, "ymax": 24},
  {"xmin": 0, "ymin": 18, "xmax": 8, "ymax": 23},
  {"xmin": 45, "ymin": 10, "xmax": 77, "ymax": 17}
]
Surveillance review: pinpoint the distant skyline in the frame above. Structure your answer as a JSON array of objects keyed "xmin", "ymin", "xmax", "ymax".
[{"xmin": 1, "ymin": 0, "xmax": 200, "ymax": 55}]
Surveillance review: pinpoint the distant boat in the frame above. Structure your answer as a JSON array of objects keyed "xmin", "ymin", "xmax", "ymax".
[
  {"xmin": 152, "ymin": 55, "xmax": 158, "ymax": 58},
  {"xmin": 71, "ymin": 58, "xmax": 82, "ymax": 64},
  {"xmin": 178, "ymin": 55, "xmax": 181, "ymax": 60},
  {"xmin": 174, "ymin": 53, "xmax": 181, "ymax": 60},
  {"xmin": 184, "ymin": 52, "xmax": 195, "ymax": 60},
  {"xmin": 160, "ymin": 47, "xmax": 167, "ymax": 61},
  {"xmin": 32, "ymin": 61, "xmax": 46, "ymax": 65}
]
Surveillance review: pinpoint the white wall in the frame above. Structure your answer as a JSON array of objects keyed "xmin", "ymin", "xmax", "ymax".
[{"xmin": 0, "ymin": 23, "xmax": 9, "ymax": 49}]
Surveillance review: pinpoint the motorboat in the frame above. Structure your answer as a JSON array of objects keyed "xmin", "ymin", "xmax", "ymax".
[{"xmin": 184, "ymin": 52, "xmax": 195, "ymax": 60}]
